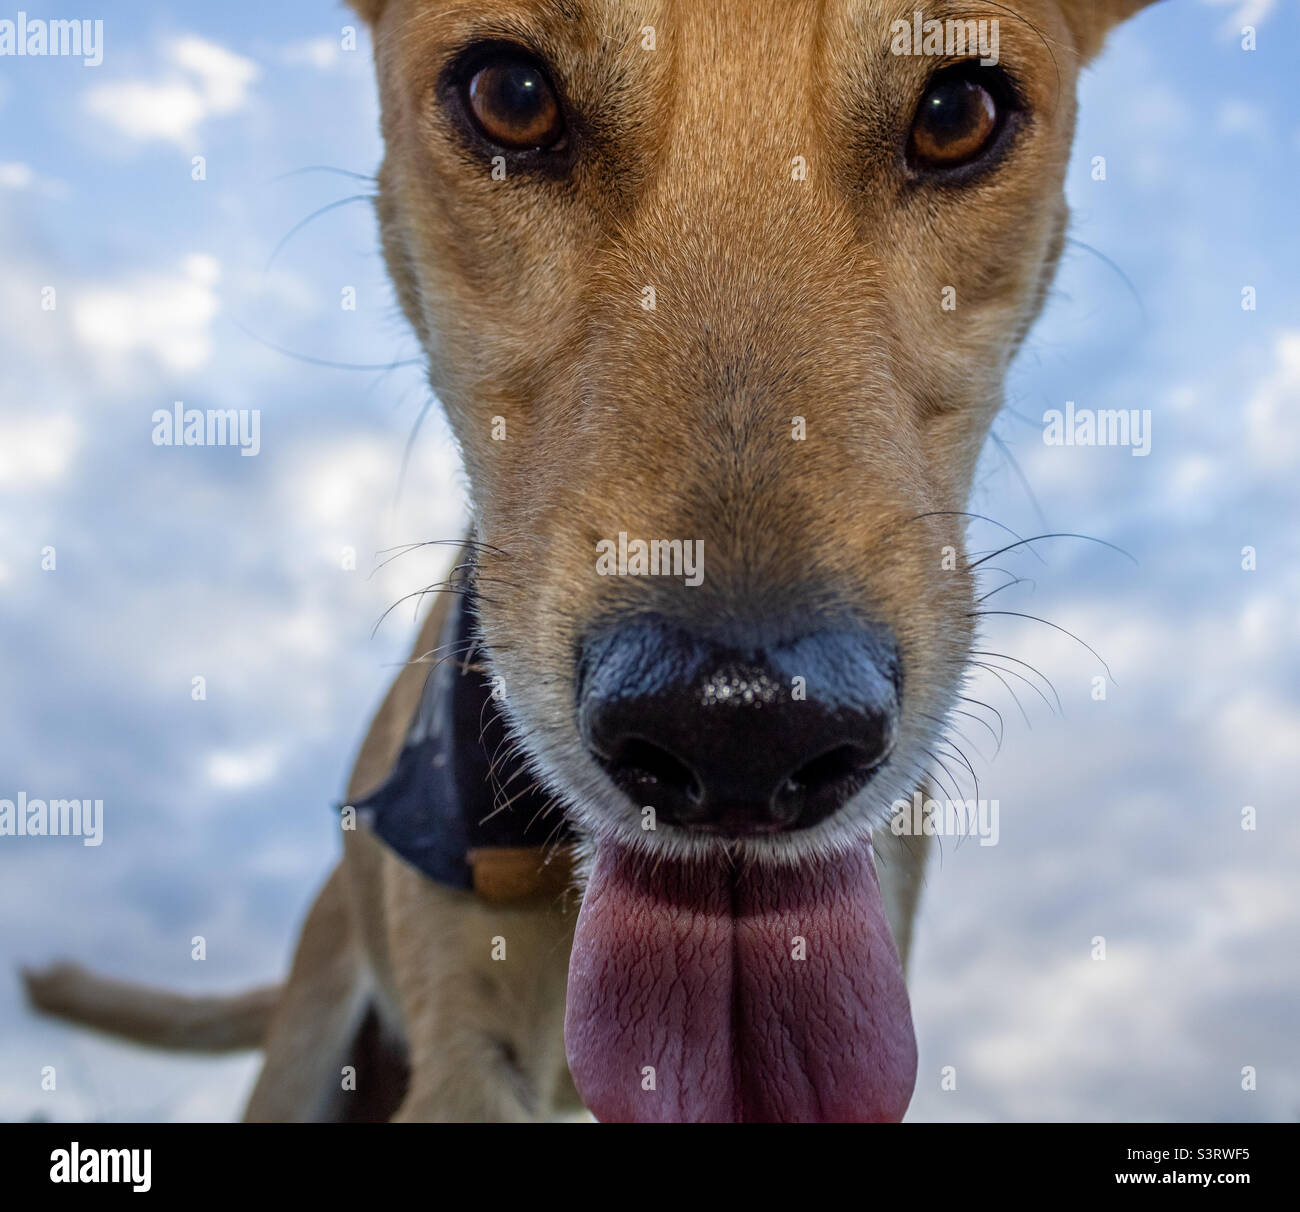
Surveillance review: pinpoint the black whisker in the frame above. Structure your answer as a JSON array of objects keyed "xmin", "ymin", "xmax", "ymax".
[
  {"xmin": 969, "ymin": 532, "xmax": 1137, "ymax": 571},
  {"xmin": 372, "ymin": 582, "xmax": 486, "ymax": 637},
  {"xmin": 231, "ymin": 316, "xmax": 423, "ymax": 373},
  {"xmin": 951, "ymin": 705, "xmax": 1003, "ymax": 754},
  {"xmin": 268, "ymin": 165, "xmax": 378, "ymax": 185},
  {"xmin": 922, "ymin": 749, "xmax": 963, "ymax": 800},
  {"xmin": 972, "ymin": 610, "xmax": 1117, "ymax": 684},
  {"xmin": 976, "ymin": 575, "xmax": 1034, "ymax": 603},
  {"xmin": 971, "ymin": 663, "xmax": 1032, "ymax": 728},
  {"xmin": 959, "ymin": 696, "xmax": 1006, "ymax": 749},
  {"xmin": 1066, "ymin": 236, "xmax": 1148, "ymax": 328},
  {"xmin": 972, "ymin": 659, "xmax": 1056, "ymax": 717},
  {"xmin": 971, "ymin": 650, "xmax": 1064, "ymax": 715},
  {"xmin": 265, "ymin": 194, "xmax": 375, "ymax": 271}
]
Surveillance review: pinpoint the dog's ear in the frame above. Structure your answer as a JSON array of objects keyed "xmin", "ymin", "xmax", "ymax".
[
  {"xmin": 1060, "ymin": 0, "xmax": 1164, "ymax": 62},
  {"xmin": 347, "ymin": 0, "xmax": 385, "ymax": 24}
]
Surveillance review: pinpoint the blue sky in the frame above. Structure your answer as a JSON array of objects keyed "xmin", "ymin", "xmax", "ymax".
[{"xmin": 1, "ymin": 0, "xmax": 1298, "ymax": 1122}]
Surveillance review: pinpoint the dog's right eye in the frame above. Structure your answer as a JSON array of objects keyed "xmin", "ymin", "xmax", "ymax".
[
  {"xmin": 461, "ymin": 52, "xmax": 565, "ymax": 151},
  {"xmin": 907, "ymin": 63, "xmax": 1018, "ymax": 177}
]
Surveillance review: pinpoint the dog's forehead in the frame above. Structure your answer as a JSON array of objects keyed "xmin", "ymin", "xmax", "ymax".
[
  {"xmin": 381, "ymin": 0, "xmax": 1066, "ymax": 34},
  {"xmin": 377, "ymin": 0, "xmax": 1070, "ymax": 77}
]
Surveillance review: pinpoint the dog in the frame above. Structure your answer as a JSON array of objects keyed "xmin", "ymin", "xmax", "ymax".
[{"xmin": 24, "ymin": 0, "xmax": 1161, "ymax": 1122}]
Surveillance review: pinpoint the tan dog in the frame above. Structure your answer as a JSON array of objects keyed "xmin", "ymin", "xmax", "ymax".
[{"xmin": 25, "ymin": 0, "xmax": 1160, "ymax": 1122}]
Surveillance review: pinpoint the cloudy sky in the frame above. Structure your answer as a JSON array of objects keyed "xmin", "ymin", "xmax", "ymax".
[{"xmin": 1, "ymin": 0, "xmax": 1297, "ymax": 1122}]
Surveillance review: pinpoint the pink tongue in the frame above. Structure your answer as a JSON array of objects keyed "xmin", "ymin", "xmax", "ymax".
[{"xmin": 565, "ymin": 839, "xmax": 917, "ymax": 1122}]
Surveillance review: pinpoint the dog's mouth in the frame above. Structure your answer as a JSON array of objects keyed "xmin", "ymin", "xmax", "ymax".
[
  {"xmin": 557, "ymin": 612, "xmax": 919, "ymax": 1120},
  {"xmin": 563, "ymin": 834, "xmax": 918, "ymax": 1122}
]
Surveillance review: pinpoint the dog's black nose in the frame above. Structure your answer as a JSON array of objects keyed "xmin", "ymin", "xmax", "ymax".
[{"xmin": 578, "ymin": 618, "xmax": 900, "ymax": 835}]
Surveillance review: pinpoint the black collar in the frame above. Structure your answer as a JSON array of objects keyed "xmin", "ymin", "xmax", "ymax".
[{"xmin": 348, "ymin": 587, "xmax": 572, "ymax": 893}]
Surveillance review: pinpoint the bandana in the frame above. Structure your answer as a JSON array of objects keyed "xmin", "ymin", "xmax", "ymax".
[{"xmin": 347, "ymin": 588, "xmax": 574, "ymax": 900}]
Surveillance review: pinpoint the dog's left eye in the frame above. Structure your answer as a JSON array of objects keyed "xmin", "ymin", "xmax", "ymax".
[
  {"xmin": 463, "ymin": 52, "xmax": 564, "ymax": 151},
  {"xmin": 907, "ymin": 64, "xmax": 1013, "ymax": 174}
]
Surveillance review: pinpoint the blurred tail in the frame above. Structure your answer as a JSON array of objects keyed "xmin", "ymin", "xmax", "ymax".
[{"xmin": 21, "ymin": 961, "xmax": 281, "ymax": 1053}]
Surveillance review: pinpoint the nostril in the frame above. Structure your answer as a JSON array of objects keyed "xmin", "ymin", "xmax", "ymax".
[
  {"xmin": 783, "ymin": 743, "xmax": 876, "ymax": 798},
  {"xmin": 773, "ymin": 740, "xmax": 889, "ymax": 828},
  {"xmin": 604, "ymin": 737, "xmax": 703, "ymax": 805}
]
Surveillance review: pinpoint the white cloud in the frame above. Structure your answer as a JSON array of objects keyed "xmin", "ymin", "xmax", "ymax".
[
  {"xmin": 0, "ymin": 161, "xmax": 33, "ymax": 189},
  {"xmin": 1202, "ymin": 0, "xmax": 1278, "ymax": 38},
  {"xmin": 172, "ymin": 37, "xmax": 258, "ymax": 113},
  {"xmin": 72, "ymin": 253, "xmax": 221, "ymax": 374},
  {"xmin": 86, "ymin": 80, "xmax": 209, "ymax": 146},
  {"xmin": 296, "ymin": 439, "xmax": 394, "ymax": 528},
  {"xmin": 206, "ymin": 745, "xmax": 280, "ymax": 791},
  {"xmin": 1215, "ymin": 690, "xmax": 1300, "ymax": 779},
  {"xmin": 1245, "ymin": 330, "xmax": 1300, "ymax": 472},
  {"xmin": 0, "ymin": 414, "xmax": 80, "ymax": 490},
  {"xmin": 1217, "ymin": 98, "xmax": 1266, "ymax": 137},
  {"xmin": 1163, "ymin": 452, "xmax": 1215, "ymax": 509},
  {"xmin": 1125, "ymin": 85, "xmax": 1189, "ymax": 136},
  {"xmin": 84, "ymin": 36, "xmax": 258, "ymax": 147},
  {"xmin": 282, "ymin": 36, "xmax": 341, "ymax": 71},
  {"xmin": 0, "ymin": 161, "xmax": 69, "ymax": 198},
  {"xmin": 280, "ymin": 432, "xmax": 465, "ymax": 574},
  {"xmin": 929, "ymin": 862, "xmax": 1300, "ymax": 1121}
]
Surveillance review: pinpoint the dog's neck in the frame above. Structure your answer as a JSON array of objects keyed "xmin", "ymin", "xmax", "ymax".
[{"xmin": 350, "ymin": 586, "xmax": 574, "ymax": 901}]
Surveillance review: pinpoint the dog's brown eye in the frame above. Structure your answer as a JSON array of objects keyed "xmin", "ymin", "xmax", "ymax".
[
  {"xmin": 465, "ymin": 56, "xmax": 563, "ymax": 150},
  {"xmin": 908, "ymin": 70, "xmax": 1003, "ymax": 171}
]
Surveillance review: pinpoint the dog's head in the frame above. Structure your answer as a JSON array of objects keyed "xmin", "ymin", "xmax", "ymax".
[
  {"xmin": 352, "ymin": 0, "xmax": 1157, "ymax": 1121},
  {"xmin": 355, "ymin": 0, "xmax": 1153, "ymax": 860}
]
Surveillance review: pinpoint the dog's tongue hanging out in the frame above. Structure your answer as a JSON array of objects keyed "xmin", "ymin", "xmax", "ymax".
[{"xmin": 564, "ymin": 838, "xmax": 917, "ymax": 1122}]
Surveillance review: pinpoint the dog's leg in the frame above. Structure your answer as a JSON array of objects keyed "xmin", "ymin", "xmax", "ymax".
[
  {"xmin": 873, "ymin": 816, "xmax": 932, "ymax": 973},
  {"xmin": 382, "ymin": 851, "xmax": 577, "ymax": 1123},
  {"xmin": 340, "ymin": 581, "xmax": 582, "ymax": 1121},
  {"xmin": 243, "ymin": 864, "xmax": 378, "ymax": 1122}
]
